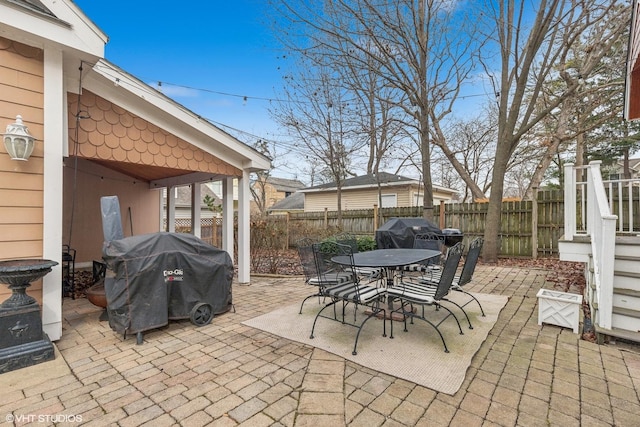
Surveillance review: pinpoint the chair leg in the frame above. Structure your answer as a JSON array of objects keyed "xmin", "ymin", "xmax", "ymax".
[
  {"xmin": 442, "ymin": 298, "xmax": 474, "ymax": 330},
  {"xmin": 352, "ymin": 305, "xmax": 386, "ymax": 356},
  {"xmin": 396, "ymin": 309, "xmax": 450, "ymax": 353},
  {"xmin": 460, "ymin": 290, "xmax": 485, "ymax": 317},
  {"xmin": 310, "ymin": 300, "xmax": 339, "ymax": 339},
  {"xmin": 299, "ymin": 292, "xmax": 322, "ymax": 314},
  {"xmin": 434, "ymin": 303, "xmax": 464, "ymax": 335}
]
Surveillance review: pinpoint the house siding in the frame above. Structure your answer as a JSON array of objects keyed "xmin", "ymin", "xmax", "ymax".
[
  {"xmin": 0, "ymin": 37, "xmax": 45, "ymax": 303},
  {"xmin": 306, "ymin": 186, "xmax": 414, "ymax": 212},
  {"xmin": 304, "ymin": 184, "xmax": 455, "ymax": 212},
  {"xmin": 63, "ymin": 158, "xmax": 161, "ymax": 265}
]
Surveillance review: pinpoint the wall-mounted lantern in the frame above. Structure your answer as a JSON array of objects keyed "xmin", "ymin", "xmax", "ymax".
[{"xmin": 3, "ymin": 115, "xmax": 35, "ymax": 161}]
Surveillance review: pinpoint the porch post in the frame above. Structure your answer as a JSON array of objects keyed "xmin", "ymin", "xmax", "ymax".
[
  {"xmin": 222, "ymin": 177, "xmax": 234, "ymax": 259},
  {"xmin": 167, "ymin": 185, "xmax": 176, "ymax": 232},
  {"xmin": 563, "ymin": 163, "xmax": 576, "ymax": 240},
  {"xmin": 237, "ymin": 170, "xmax": 251, "ymax": 284},
  {"xmin": 191, "ymin": 183, "xmax": 201, "ymax": 238},
  {"xmin": 42, "ymin": 48, "xmax": 64, "ymax": 341}
]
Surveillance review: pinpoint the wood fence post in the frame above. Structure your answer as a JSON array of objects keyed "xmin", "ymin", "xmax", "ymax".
[
  {"xmin": 532, "ymin": 187, "xmax": 538, "ymax": 259},
  {"xmin": 439, "ymin": 200, "xmax": 445, "ymax": 229},
  {"xmin": 324, "ymin": 207, "xmax": 328, "ymax": 229},
  {"xmin": 286, "ymin": 212, "xmax": 290, "ymax": 249},
  {"xmin": 373, "ymin": 204, "xmax": 378, "ymax": 231}
]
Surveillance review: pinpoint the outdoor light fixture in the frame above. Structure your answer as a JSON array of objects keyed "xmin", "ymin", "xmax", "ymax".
[{"xmin": 3, "ymin": 115, "xmax": 35, "ymax": 161}]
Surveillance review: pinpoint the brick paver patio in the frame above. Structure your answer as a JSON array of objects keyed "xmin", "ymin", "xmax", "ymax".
[{"xmin": 1, "ymin": 265, "xmax": 640, "ymax": 426}]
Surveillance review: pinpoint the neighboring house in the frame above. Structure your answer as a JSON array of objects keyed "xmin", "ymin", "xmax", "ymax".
[
  {"xmin": 299, "ymin": 172, "xmax": 458, "ymax": 212},
  {"xmin": 251, "ymin": 176, "xmax": 305, "ymax": 211},
  {"xmin": 266, "ymin": 191, "xmax": 305, "ymax": 215},
  {"xmin": 603, "ymin": 158, "xmax": 640, "ymax": 180},
  {"xmin": 0, "ymin": 0, "xmax": 270, "ymax": 341}
]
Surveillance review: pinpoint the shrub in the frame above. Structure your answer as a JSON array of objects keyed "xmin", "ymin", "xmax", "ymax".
[
  {"xmin": 250, "ymin": 216, "xmax": 288, "ymax": 274},
  {"xmin": 357, "ymin": 235, "xmax": 377, "ymax": 252}
]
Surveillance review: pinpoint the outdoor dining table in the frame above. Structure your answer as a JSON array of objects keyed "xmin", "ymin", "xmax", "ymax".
[{"xmin": 332, "ymin": 248, "xmax": 442, "ymax": 288}]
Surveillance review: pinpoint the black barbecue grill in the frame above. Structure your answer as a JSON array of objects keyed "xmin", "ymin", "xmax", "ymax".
[
  {"xmin": 100, "ymin": 196, "xmax": 233, "ymax": 344},
  {"xmin": 375, "ymin": 217, "xmax": 463, "ymax": 249}
]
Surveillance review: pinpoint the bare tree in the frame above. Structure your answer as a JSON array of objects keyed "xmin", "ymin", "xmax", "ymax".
[
  {"xmin": 478, "ymin": 0, "xmax": 628, "ymax": 262},
  {"xmin": 435, "ymin": 110, "xmax": 498, "ymax": 201},
  {"xmin": 270, "ymin": 63, "xmax": 363, "ymax": 225},
  {"xmin": 270, "ymin": 0, "xmax": 482, "ymax": 222}
]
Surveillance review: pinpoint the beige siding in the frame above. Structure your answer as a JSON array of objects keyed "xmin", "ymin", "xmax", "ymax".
[
  {"xmin": 305, "ymin": 192, "xmax": 339, "ymax": 212},
  {"xmin": 0, "ymin": 37, "xmax": 44, "ymax": 304},
  {"xmin": 305, "ymin": 185, "xmax": 415, "ymax": 212},
  {"xmin": 63, "ymin": 158, "xmax": 161, "ymax": 264},
  {"xmin": 305, "ymin": 184, "xmax": 455, "ymax": 212}
]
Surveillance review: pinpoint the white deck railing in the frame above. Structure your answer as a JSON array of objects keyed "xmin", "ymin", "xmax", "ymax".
[{"xmin": 564, "ymin": 161, "xmax": 617, "ymax": 330}]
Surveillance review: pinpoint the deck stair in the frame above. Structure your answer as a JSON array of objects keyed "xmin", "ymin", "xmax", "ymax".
[{"xmin": 590, "ymin": 237, "xmax": 640, "ymax": 343}]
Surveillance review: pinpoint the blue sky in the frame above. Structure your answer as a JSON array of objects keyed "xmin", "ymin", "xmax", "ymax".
[
  {"xmin": 72, "ymin": 0, "xmax": 494, "ymax": 183},
  {"xmin": 74, "ymin": 0, "xmax": 288, "ymax": 157}
]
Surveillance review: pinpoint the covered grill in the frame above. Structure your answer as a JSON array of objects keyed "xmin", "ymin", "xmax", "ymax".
[
  {"xmin": 100, "ymin": 196, "xmax": 233, "ymax": 344},
  {"xmin": 375, "ymin": 218, "xmax": 464, "ymax": 249},
  {"xmin": 103, "ymin": 232, "xmax": 233, "ymax": 343},
  {"xmin": 375, "ymin": 217, "xmax": 441, "ymax": 249}
]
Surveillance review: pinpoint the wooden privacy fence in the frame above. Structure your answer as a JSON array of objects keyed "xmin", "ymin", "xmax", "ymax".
[
  {"xmin": 282, "ymin": 189, "xmax": 565, "ymax": 258},
  {"xmin": 169, "ymin": 217, "xmax": 223, "ymax": 247},
  {"xmin": 169, "ymin": 190, "xmax": 565, "ymax": 258}
]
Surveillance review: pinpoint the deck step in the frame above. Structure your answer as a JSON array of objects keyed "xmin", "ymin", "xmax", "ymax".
[
  {"xmin": 614, "ymin": 239, "xmax": 640, "ymax": 257},
  {"xmin": 611, "ymin": 307, "xmax": 640, "ymax": 332},
  {"xmin": 614, "ymin": 272, "xmax": 640, "ymax": 291},
  {"xmin": 614, "ymin": 256, "xmax": 640, "ymax": 272},
  {"xmin": 594, "ymin": 325, "xmax": 640, "ymax": 344}
]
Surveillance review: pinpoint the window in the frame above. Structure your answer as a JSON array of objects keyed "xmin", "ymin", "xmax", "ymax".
[{"xmin": 380, "ymin": 194, "xmax": 397, "ymax": 208}]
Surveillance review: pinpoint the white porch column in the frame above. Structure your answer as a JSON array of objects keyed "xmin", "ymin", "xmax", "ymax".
[
  {"xmin": 191, "ymin": 183, "xmax": 201, "ymax": 238},
  {"xmin": 237, "ymin": 170, "xmax": 251, "ymax": 284},
  {"xmin": 167, "ymin": 185, "xmax": 176, "ymax": 232},
  {"xmin": 563, "ymin": 163, "xmax": 576, "ymax": 240},
  {"xmin": 222, "ymin": 177, "xmax": 234, "ymax": 260},
  {"xmin": 42, "ymin": 48, "xmax": 64, "ymax": 341}
]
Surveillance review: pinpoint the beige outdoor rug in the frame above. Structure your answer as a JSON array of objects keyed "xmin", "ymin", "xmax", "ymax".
[{"xmin": 243, "ymin": 291, "xmax": 508, "ymax": 395}]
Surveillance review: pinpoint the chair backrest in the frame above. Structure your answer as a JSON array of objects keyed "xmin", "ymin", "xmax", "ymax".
[
  {"xmin": 313, "ymin": 241, "xmax": 359, "ymax": 287},
  {"xmin": 413, "ymin": 232, "xmax": 445, "ymax": 252},
  {"xmin": 458, "ymin": 237, "xmax": 484, "ymax": 286},
  {"xmin": 296, "ymin": 239, "xmax": 318, "ymax": 284},
  {"xmin": 434, "ymin": 242, "xmax": 464, "ymax": 300}
]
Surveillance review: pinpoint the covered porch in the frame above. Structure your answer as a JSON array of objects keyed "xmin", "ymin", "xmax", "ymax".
[{"xmin": 51, "ymin": 59, "xmax": 270, "ymax": 340}]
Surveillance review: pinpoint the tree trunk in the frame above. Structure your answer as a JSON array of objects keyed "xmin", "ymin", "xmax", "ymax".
[
  {"xmin": 421, "ymin": 116, "xmax": 434, "ymax": 222},
  {"xmin": 483, "ymin": 138, "xmax": 512, "ymax": 262}
]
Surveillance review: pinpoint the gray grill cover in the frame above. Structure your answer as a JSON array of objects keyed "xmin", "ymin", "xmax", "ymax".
[
  {"xmin": 375, "ymin": 217, "xmax": 442, "ymax": 249},
  {"xmin": 102, "ymin": 232, "xmax": 233, "ymax": 335}
]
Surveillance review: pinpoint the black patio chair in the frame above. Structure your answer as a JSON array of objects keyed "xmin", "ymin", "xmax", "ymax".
[
  {"xmin": 296, "ymin": 238, "xmax": 353, "ymax": 314},
  {"xmin": 422, "ymin": 237, "xmax": 486, "ymax": 317},
  {"xmin": 310, "ymin": 242, "xmax": 387, "ymax": 355},
  {"xmin": 387, "ymin": 242, "xmax": 465, "ymax": 353},
  {"xmin": 397, "ymin": 232, "xmax": 446, "ymax": 278},
  {"xmin": 334, "ymin": 233, "xmax": 382, "ymax": 284}
]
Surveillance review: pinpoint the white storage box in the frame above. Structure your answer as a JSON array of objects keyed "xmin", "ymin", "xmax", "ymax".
[{"xmin": 536, "ymin": 289, "xmax": 583, "ymax": 334}]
